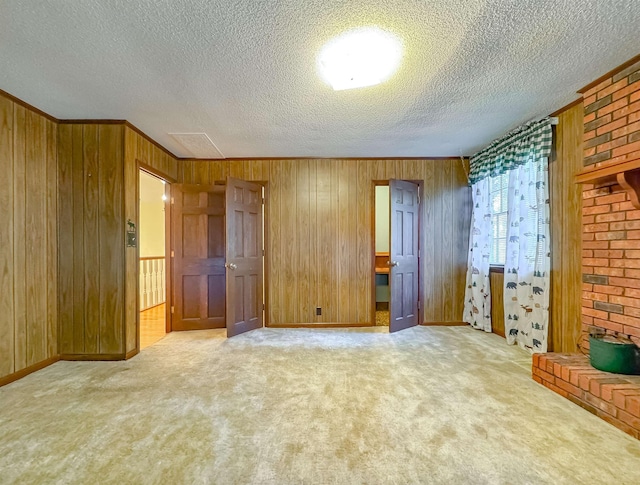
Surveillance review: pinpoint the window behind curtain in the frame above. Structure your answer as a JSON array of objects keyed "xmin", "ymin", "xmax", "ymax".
[
  {"xmin": 489, "ymin": 172, "xmax": 508, "ymax": 265},
  {"xmin": 489, "ymin": 158, "xmax": 546, "ymax": 267}
]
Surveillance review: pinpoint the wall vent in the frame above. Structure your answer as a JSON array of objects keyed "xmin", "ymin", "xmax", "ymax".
[{"xmin": 168, "ymin": 133, "xmax": 225, "ymax": 159}]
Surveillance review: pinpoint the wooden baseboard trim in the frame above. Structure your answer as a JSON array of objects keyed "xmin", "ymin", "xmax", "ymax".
[
  {"xmin": 59, "ymin": 353, "xmax": 126, "ymax": 361},
  {"xmin": 125, "ymin": 348, "xmax": 140, "ymax": 360},
  {"xmin": 421, "ymin": 321, "xmax": 468, "ymax": 326},
  {"xmin": 0, "ymin": 355, "xmax": 61, "ymax": 388},
  {"xmin": 266, "ymin": 323, "xmax": 374, "ymax": 328}
]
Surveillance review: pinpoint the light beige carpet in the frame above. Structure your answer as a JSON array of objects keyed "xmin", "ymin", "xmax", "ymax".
[{"xmin": 1, "ymin": 326, "xmax": 640, "ymax": 484}]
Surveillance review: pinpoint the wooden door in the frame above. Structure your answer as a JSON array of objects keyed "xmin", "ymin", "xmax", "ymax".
[
  {"xmin": 172, "ymin": 184, "xmax": 226, "ymax": 330},
  {"xmin": 389, "ymin": 180, "xmax": 420, "ymax": 332},
  {"xmin": 226, "ymin": 178, "xmax": 264, "ymax": 337}
]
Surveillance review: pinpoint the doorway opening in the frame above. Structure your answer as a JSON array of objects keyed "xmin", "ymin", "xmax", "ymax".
[
  {"xmin": 139, "ymin": 169, "xmax": 170, "ymax": 349},
  {"xmin": 171, "ymin": 178, "xmax": 266, "ymax": 338},
  {"xmin": 374, "ymin": 184, "xmax": 390, "ymax": 326},
  {"xmin": 373, "ymin": 180, "xmax": 423, "ymax": 333}
]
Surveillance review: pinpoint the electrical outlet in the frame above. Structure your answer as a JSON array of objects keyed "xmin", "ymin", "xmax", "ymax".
[{"xmin": 316, "ymin": 307, "xmax": 322, "ymax": 316}]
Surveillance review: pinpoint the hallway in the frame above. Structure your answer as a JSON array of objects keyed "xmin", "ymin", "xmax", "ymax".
[{"xmin": 140, "ymin": 304, "xmax": 166, "ymax": 350}]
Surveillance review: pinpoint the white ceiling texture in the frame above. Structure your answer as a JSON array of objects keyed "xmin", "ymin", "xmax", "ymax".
[{"xmin": 1, "ymin": 0, "xmax": 639, "ymax": 158}]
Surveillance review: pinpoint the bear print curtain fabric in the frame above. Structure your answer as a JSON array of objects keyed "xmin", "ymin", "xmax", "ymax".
[
  {"xmin": 503, "ymin": 159, "xmax": 551, "ymax": 352},
  {"xmin": 463, "ymin": 178, "xmax": 492, "ymax": 332},
  {"xmin": 464, "ymin": 118, "xmax": 553, "ymax": 353}
]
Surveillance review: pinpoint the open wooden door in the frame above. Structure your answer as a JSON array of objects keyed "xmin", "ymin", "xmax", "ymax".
[
  {"xmin": 389, "ymin": 180, "xmax": 420, "ymax": 332},
  {"xmin": 226, "ymin": 178, "xmax": 264, "ymax": 337},
  {"xmin": 172, "ymin": 184, "xmax": 226, "ymax": 330}
]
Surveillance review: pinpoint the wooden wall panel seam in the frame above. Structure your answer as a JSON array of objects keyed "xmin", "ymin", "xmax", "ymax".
[
  {"xmin": 1, "ymin": 96, "xmax": 60, "ymax": 379},
  {"xmin": 25, "ymin": 110, "xmax": 47, "ymax": 366},
  {"xmin": 0, "ymin": 96, "xmax": 15, "ymax": 376},
  {"xmin": 46, "ymin": 119, "xmax": 58, "ymax": 359},
  {"xmin": 83, "ymin": 125, "xmax": 100, "ymax": 354},
  {"xmin": 71, "ymin": 124, "xmax": 85, "ymax": 353},
  {"xmin": 13, "ymin": 104, "xmax": 27, "ymax": 371}
]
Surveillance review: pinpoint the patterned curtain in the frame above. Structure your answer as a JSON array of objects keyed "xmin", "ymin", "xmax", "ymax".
[
  {"xmin": 469, "ymin": 119, "xmax": 553, "ymax": 184},
  {"xmin": 503, "ymin": 158, "xmax": 551, "ymax": 353},
  {"xmin": 463, "ymin": 178, "xmax": 492, "ymax": 332},
  {"xmin": 465, "ymin": 117, "xmax": 553, "ymax": 349}
]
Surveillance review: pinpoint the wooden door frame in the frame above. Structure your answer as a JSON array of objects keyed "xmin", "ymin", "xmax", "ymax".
[
  {"xmin": 137, "ymin": 162, "xmax": 175, "ymax": 348},
  {"xmin": 138, "ymin": 175, "xmax": 269, "ymax": 334},
  {"xmin": 242, "ymin": 180, "xmax": 270, "ymax": 328},
  {"xmin": 261, "ymin": 181, "xmax": 270, "ymax": 327},
  {"xmin": 371, "ymin": 180, "xmax": 425, "ymax": 328}
]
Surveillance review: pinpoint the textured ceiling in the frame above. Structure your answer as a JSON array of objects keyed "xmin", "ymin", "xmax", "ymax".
[{"xmin": 1, "ymin": 0, "xmax": 639, "ymax": 158}]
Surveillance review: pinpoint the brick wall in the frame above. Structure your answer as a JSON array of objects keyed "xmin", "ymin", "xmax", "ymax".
[{"xmin": 581, "ymin": 58, "xmax": 640, "ymax": 350}]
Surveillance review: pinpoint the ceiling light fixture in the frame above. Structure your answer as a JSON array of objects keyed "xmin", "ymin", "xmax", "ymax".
[{"xmin": 318, "ymin": 27, "xmax": 403, "ymax": 91}]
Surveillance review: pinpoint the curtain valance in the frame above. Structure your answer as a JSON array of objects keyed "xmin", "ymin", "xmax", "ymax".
[{"xmin": 468, "ymin": 118, "xmax": 553, "ymax": 184}]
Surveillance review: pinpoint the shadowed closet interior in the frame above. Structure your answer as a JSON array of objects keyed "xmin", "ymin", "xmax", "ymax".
[{"xmin": 375, "ymin": 184, "xmax": 390, "ymax": 326}]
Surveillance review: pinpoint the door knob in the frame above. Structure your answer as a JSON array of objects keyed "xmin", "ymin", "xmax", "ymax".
[
  {"xmin": 226, "ymin": 263, "xmax": 237, "ymax": 270},
  {"xmin": 388, "ymin": 261, "xmax": 399, "ymax": 267}
]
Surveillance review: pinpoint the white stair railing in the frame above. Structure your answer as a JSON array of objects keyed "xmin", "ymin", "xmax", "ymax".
[{"xmin": 140, "ymin": 257, "xmax": 166, "ymax": 311}]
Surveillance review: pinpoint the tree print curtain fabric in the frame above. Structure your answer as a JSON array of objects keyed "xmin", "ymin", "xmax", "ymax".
[
  {"xmin": 465, "ymin": 117, "xmax": 553, "ymax": 349},
  {"xmin": 503, "ymin": 158, "xmax": 550, "ymax": 353},
  {"xmin": 463, "ymin": 178, "xmax": 492, "ymax": 332}
]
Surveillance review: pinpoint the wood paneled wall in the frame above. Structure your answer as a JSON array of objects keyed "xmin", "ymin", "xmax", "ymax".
[
  {"xmin": 57, "ymin": 124, "xmax": 178, "ymax": 358},
  {"xmin": 123, "ymin": 127, "xmax": 178, "ymax": 354},
  {"xmin": 490, "ymin": 271, "xmax": 505, "ymax": 338},
  {"xmin": 57, "ymin": 124, "xmax": 125, "ymax": 356},
  {"xmin": 549, "ymin": 103, "xmax": 584, "ymax": 352},
  {"xmin": 488, "ymin": 103, "xmax": 584, "ymax": 352},
  {"xmin": 179, "ymin": 159, "xmax": 471, "ymax": 325},
  {"xmin": 0, "ymin": 83, "xmax": 582, "ymax": 385},
  {"xmin": 0, "ymin": 94, "xmax": 58, "ymax": 382}
]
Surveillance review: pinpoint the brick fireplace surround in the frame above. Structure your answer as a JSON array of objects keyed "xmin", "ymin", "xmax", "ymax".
[{"xmin": 532, "ymin": 56, "xmax": 640, "ymax": 439}]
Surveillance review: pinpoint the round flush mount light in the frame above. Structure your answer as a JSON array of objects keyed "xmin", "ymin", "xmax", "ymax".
[{"xmin": 318, "ymin": 27, "xmax": 403, "ymax": 91}]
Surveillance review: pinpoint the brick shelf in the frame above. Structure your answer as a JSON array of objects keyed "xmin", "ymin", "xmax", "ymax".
[
  {"xmin": 576, "ymin": 157, "xmax": 640, "ymax": 208},
  {"xmin": 532, "ymin": 353, "xmax": 640, "ymax": 439}
]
